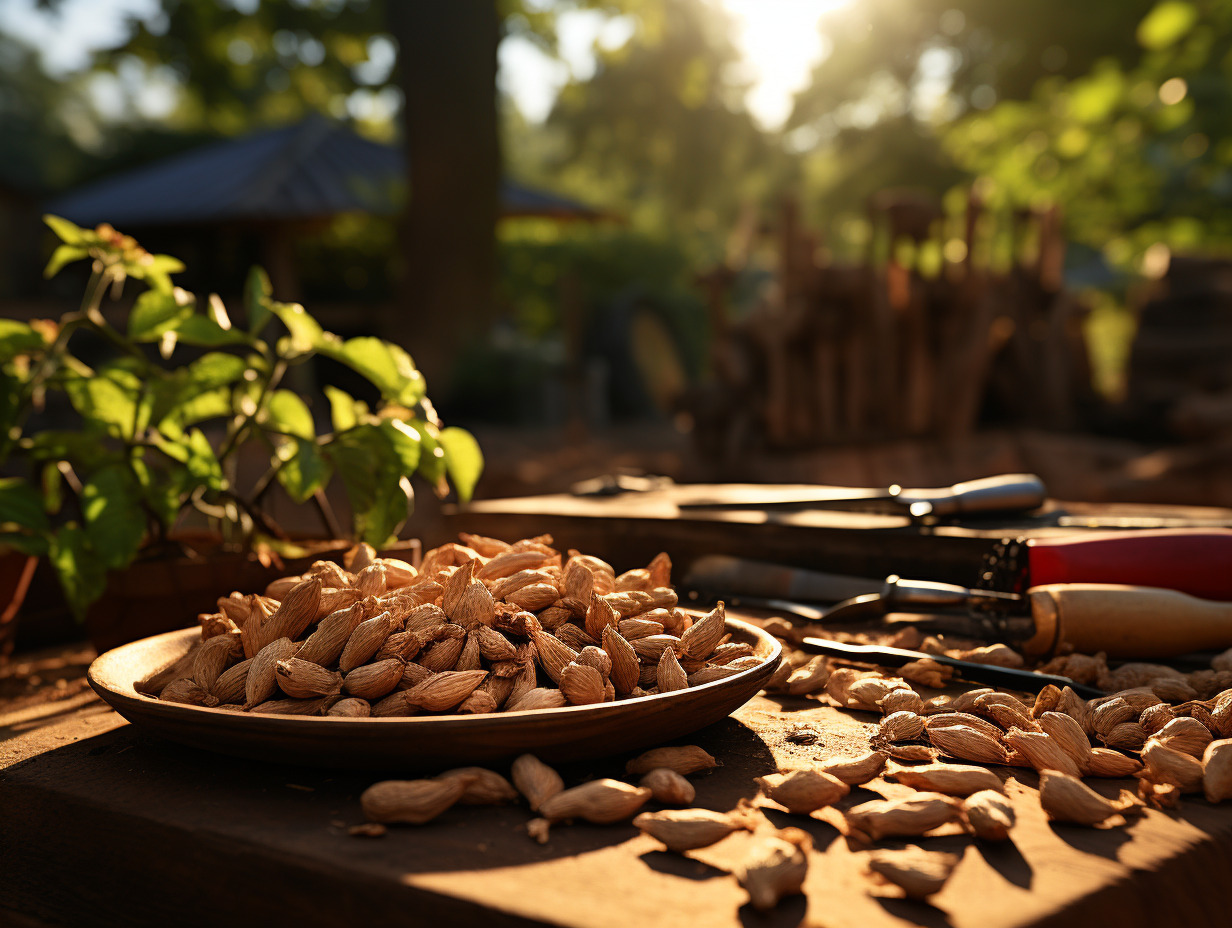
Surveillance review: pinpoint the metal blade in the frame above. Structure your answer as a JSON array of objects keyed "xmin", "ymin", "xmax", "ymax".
[{"xmin": 798, "ymin": 636, "xmax": 1105, "ymax": 698}]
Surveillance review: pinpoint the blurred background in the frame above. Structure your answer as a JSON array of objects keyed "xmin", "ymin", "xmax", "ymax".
[{"xmin": 4, "ymin": 0, "xmax": 1232, "ymax": 506}]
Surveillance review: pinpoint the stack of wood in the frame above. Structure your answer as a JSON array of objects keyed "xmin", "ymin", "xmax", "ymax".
[{"xmin": 690, "ymin": 191, "xmax": 1096, "ymax": 456}]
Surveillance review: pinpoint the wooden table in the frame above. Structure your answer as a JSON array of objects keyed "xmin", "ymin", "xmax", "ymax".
[
  {"xmin": 4, "ymin": 675, "xmax": 1232, "ymax": 928},
  {"xmin": 440, "ymin": 487, "xmax": 1232, "ymax": 587}
]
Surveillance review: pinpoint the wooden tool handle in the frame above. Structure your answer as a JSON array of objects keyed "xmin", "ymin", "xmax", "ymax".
[{"xmin": 1024, "ymin": 583, "xmax": 1232, "ymax": 658}]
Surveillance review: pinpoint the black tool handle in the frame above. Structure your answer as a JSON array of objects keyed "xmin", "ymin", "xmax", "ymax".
[{"xmin": 798, "ymin": 636, "xmax": 1105, "ymax": 699}]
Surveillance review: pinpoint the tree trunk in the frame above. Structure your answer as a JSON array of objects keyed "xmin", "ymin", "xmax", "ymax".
[{"xmin": 386, "ymin": 2, "xmax": 500, "ymax": 396}]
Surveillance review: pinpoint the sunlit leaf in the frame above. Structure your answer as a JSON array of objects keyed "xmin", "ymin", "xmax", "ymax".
[
  {"xmin": 324, "ymin": 385, "xmax": 363, "ymax": 432},
  {"xmin": 1138, "ymin": 1, "xmax": 1197, "ymax": 50},
  {"xmin": 245, "ymin": 265, "xmax": 273, "ymax": 334},
  {"xmin": 380, "ymin": 418, "xmax": 422, "ymax": 475},
  {"xmin": 319, "ymin": 336, "xmax": 426, "ymax": 406},
  {"xmin": 269, "ymin": 300, "xmax": 325, "ymax": 353},
  {"xmin": 277, "ymin": 437, "xmax": 332, "ymax": 504},
  {"xmin": 139, "ymin": 254, "xmax": 186, "ymax": 293},
  {"xmin": 416, "ymin": 422, "xmax": 447, "ymax": 489},
  {"xmin": 44, "ymin": 244, "xmax": 89, "ymax": 279},
  {"xmin": 0, "ymin": 320, "xmax": 48, "ymax": 361},
  {"xmin": 263, "ymin": 389, "xmax": 316, "ymax": 440},
  {"xmin": 43, "ymin": 214, "xmax": 89, "ymax": 245},
  {"xmin": 173, "ymin": 314, "xmax": 252, "ymax": 347},
  {"xmin": 437, "ymin": 426, "xmax": 484, "ymax": 504},
  {"xmin": 324, "ymin": 424, "xmax": 409, "ymax": 546},
  {"xmin": 49, "ymin": 524, "xmax": 109, "ymax": 618},
  {"xmin": 64, "ymin": 370, "xmax": 140, "ymax": 438},
  {"xmin": 128, "ymin": 288, "xmax": 195, "ymax": 341},
  {"xmin": 81, "ymin": 464, "xmax": 146, "ymax": 569}
]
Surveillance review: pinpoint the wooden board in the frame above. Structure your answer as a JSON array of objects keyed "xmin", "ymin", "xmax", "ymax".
[
  {"xmin": 438, "ymin": 488, "xmax": 1232, "ymax": 588},
  {"xmin": 4, "ymin": 690, "xmax": 1232, "ymax": 928}
]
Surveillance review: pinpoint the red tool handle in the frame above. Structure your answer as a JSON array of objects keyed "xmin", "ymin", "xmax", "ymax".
[{"xmin": 1027, "ymin": 529, "xmax": 1232, "ymax": 601}]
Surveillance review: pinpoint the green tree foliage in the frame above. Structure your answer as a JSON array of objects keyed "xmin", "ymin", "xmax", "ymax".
[
  {"xmin": 781, "ymin": 0, "xmax": 1157, "ymax": 236},
  {"xmin": 945, "ymin": 0, "xmax": 1232, "ymax": 269},
  {"xmin": 543, "ymin": 0, "xmax": 787, "ymax": 237},
  {"xmin": 95, "ymin": 0, "xmax": 389, "ymax": 136}
]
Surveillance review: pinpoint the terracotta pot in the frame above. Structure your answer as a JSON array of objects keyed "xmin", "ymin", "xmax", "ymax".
[
  {"xmin": 0, "ymin": 550, "xmax": 39, "ymax": 658},
  {"xmin": 82, "ymin": 538, "xmax": 421, "ymax": 653}
]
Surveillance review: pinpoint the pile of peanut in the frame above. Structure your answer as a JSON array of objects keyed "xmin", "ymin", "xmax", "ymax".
[
  {"xmin": 735, "ymin": 631, "xmax": 1232, "ymax": 904},
  {"xmin": 137, "ymin": 534, "xmax": 760, "ymax": 716},
  {"xmin": 356, "ymin": 744, "xmax": 816, "ymax": 912},
  {"xmin": 370, "ymin": 637, "xmax": 1232, "ymax": 911}
]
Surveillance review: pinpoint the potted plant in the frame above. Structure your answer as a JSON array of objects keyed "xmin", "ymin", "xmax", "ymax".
[{"xmin": 0, "ymin": 216, "xmax": 482, "ymax": 652}]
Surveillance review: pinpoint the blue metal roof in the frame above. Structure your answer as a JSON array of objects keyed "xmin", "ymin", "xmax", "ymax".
[{"xmin": 45, "ymin": 118, "xmax": 600, "ymax": 226}]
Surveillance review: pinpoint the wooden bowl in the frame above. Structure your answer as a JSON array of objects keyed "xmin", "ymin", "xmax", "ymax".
[{"xmin": 87, "ymin": 615, "xmax": 782, "ymax": 771}]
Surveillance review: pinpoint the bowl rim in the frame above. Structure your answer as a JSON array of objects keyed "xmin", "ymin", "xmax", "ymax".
[{"xmin": 88, "ymin": 614, "xmax": 783, "ymax": 730}]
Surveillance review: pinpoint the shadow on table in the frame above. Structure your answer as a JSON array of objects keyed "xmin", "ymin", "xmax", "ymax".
[
  {"xmin": 975, "ymin": 835, "xmax": 1033, "ymax": 889},
  {"xmin": 874, "ymin": 895, "xmax": 955, "ymax": 928},
  {"xmin": 4, "ymin": 712, "xmax": 781, "ymax": 875},
  {"xmin": 639, "ymin": 849, "xmax": 728, "ymax": 881},
  {"xmin": 737, "ymin": 894, "xmax": 808, "ymax": 928}
]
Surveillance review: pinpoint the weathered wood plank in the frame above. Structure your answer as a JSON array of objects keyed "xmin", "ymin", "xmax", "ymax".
[{"xmin": 4, "ymin": 696, "xmax": 1232, "ymax": 928}]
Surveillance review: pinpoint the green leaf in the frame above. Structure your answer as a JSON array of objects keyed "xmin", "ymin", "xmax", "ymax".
[
  {"xmin": 173, "ymin": 314, "xmax": 252, "ymax": 347},
  {"xmin": 1138, "ymin": 1, "xmax": 1197, "ymax": 49},
  {"xmin": 64, "ymin": 370, "xmax": 140, "ymax": 439},
  {"xmin": 44, "ymin": 244, "xmax": 89, "ymax": 278},
  {"xmin": 188, "ymin": 352, "xmax": 248, "ymax": 390},
  {"xmin": 0, "ymin": 532, "xmax": 48, "ymax": 557},
  {"xmin": 149, "ymin": 351, "xmax": 247, "ymax": 432},
  {"xmin": 43, "ymin": 214, "xmax": 89, "ymax": 245},
  {"xmin": 42, "ymin": 462, "xmax": 62, "ymax": 516},
  {"xmin": 438, "ymin": 426, "xmax": 484, "ymax": 504},
  {"xmin": 81, "ymin": 464, "xmax": 146, "ymax": 569},
  {"xmin": 0, "ymin": 477, "xmax": 50, "ymax": 534},
  {"xmin": 416, "ymin": 422, "xmax": 447, "ymax": 488},
  {"xmin": 276, "ymin": 437, "xmax": 332, "ymax": 504},
  {"xmin": 320, "ymin": 336, "xmax": 426, "ymax": 406},
  {"xmin": 0, "ymin": 319, "xmax": 48, "ymax": 360},
  {"xmin": 49, "ymin": 524, "xmax": 109, "ymax": 619},
  {"xmin": 129, "ymin": 288, "xmax": 195, "ymax": 341},
  {"xmin": 158, "ymin": 387, "xmax": 232, "ymax": 439},
  {"xmin": 132, "ymin": 457, "xmax": 189, "ymax": 530},
  {"xmin": 245, "ymin": 266, "xmax": 273, "ymax": 334},
  {"xmin": 139, "ymin": 254, "xmax": 185, "ymax": 293},
  {"xmin": 269, "ymin": 301, "xmax": 324, "ymax": 353},
  {"xmin": 156, "ymin": 429, "xmax": 224, "ymax": 491},
  {"xmin": 324, "ymin": 425, "xmax": 409, "ymax": 547},
  {"xmin": 381, "ymin": 418, "xmax": 422, "ymax": 475},
  {"xmin": 182, "ymin": 429, "xmax": 224, "ymax": 489},
  {"xmin": 263, "ymin": 390, "xmax": 315, "ymax": 440},
  {"xmin": 23, "ymin": 428, "xmax": 112, "ymax": 470},
  {"xmin": 324, "ymin": 385, "xmax": 364, "ymax": 432}
]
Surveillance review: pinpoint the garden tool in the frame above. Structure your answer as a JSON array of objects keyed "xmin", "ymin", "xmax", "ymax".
[
  {"xmin": 674, "ymin": 472, "xmax": 1047, "ymax": 519},
  {"xmin": 793, "ymin": 636, "xmax": 1106, "ymax": 699},
  {"xmin": 978, "ymin": 528, "xmax": 1232, "ymax": 600},
  {"xmin": 685, "ymin": 529, "xmax": 1232, "ymax": 607},
  {"xmin": 762, "ymin": 577, "xmax": 1232, "ymax": 660}
]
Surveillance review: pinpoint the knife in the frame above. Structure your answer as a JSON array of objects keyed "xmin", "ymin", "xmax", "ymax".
[
  {"xmin": 674, "ymin": 473, "xmax": 1047, "ymax": 518},
  {"xmin": 795, "ymin": 636, "xmax": 1106, "ymax": 698}
]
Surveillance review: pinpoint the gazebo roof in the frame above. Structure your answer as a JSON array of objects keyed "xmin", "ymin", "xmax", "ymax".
[{"xmin": 46, "ymin": 118, "xmax": 601, "ymax": 226}]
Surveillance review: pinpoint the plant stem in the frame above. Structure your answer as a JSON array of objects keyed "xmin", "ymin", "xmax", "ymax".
[
  {"xmin": 311, "ymin": 488, "xmax": 344, "ymax": 539},
  {"xmin": 216, "ymin": 357, "xmax": 286, "ymax": 466}
]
